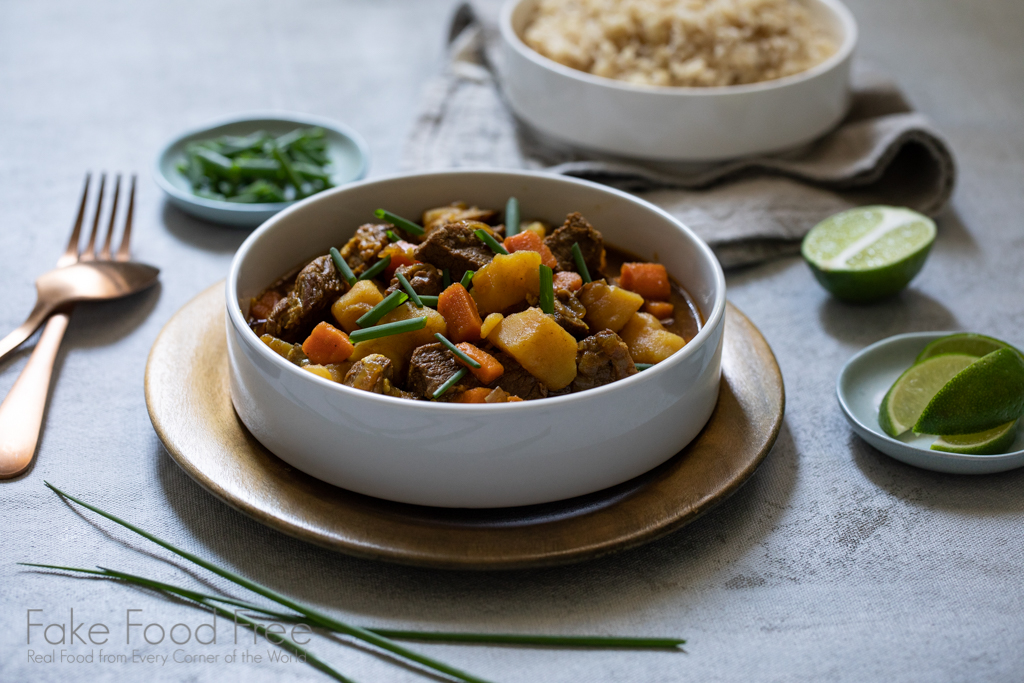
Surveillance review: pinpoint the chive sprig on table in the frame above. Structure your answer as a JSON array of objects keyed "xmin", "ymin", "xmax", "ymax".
[
  {"xmin": 505, "ymin": 196, "xmax": 520, "ymax": 237},
  {"xmin": 474, "ymin": 228, "xmax": 508, "ymax": 255},
  {"xmin": 358, "ymin": 254, "xmax": 391, "ymax": 281},
  {"xmin": 329, "ymin": 247, "xmax": 357, "ymax": 286},
  {"xmin": 539, "ymin": 264, "xmax": 554, "ymax": 315},
  {"xmin": 356, "ymin": 289, "xmax": 407, "ymax": 328},
  {"xmin": 374, "ymin": 209, "xmax": 425, "ymax": 236},
  {"xmin": 435, "ymin": 333, "xmax": 481, "ymax": 368},
  {"xmin": 396, "ymin": 272, "xmax": 424, "ymax": 308},
  {"xmin": 572, "ymin": 242, "xmax": 592, "ymax": 283},
  {"xmin": 349, "ymin": 316, "xmax": 426, "ymax": 343},
  {"xmin": 433, "ymin": 368, "xmax": 468, "ymax": 399}
]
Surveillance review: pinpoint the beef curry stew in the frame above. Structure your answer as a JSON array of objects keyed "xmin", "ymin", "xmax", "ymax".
[{"xmin": 247, "ymin": 201, "xmax": 702, "ymax": 403}]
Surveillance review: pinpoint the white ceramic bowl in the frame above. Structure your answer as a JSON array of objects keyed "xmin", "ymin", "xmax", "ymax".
[
  {"xmin": 498, "ymin": 0, "xmax": 857, "ymax": 161},
  {"xmin": 226, "ymin": 170, "xmax": 726, "ymax": 507}
]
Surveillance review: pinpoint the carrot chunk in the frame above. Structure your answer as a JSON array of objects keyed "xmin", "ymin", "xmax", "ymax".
[
  {"xmin": 503, "ymin": 230, "xmax": 558, "ymax": 269},
  {"xmin": 250, "ymin": 290, "xmax": 283, "ymax": 319},
  {"xmin": 455, "ymin": 343, "xmax": 505, "ymax": 384},
  {"xmin": 301, "ymin": 321, "xmax": 355, "ymax": 365},
  {"xmin": 620, "ymin": 262, "xmax": 671, "ymax": 300},
  {"xmin": 552, "ymin": 271, "xmax": 582, "ymax": 292},
  {"xmin": 379, "ymin": 240, "xmax": 418, "ymax": 278},
  {"xmin": 438, "ymin": 283, "xmax": 483, "ymax": 342},
  {"xmin": 643, "ymin": 301, "xmax": 674, "ymax": 319},
  {"xmin": 455, "ymin": 387, "xmax": 493, "ymax": 403}
]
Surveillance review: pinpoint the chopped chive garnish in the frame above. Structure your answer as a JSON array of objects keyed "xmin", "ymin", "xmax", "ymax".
[
  {"xmin": 572, "ymin": 242, "xmax": 592, "ymax": 283},
  {"xmin": 386, "ymin": 229, "xmax": 399, "ymax": 242},
  {"xmin": 358, "ymin": 254, "xmax": 391, "ymax": 281},
  {"xmin": 505, "ymin": 197, "xmax": 520, "ymax": 237},
  {"xmin": 474, "ymin": 228, "xmax": 508, "ymax": 255},
  {"xmin": 460, "ymin": 270, "xmax": 475, "ymax": 288},
  {"xmin": 635, "ymin": 363, "xmax": 654, "ymax": 371},
  {"xmin": 374, "ymin": 209, "xmax": 424, "ymax": 236},
  {"xmin": 355, "ymin": 290, "xmax": 407, "ymax": 328},
  {"xmin": 396, "ymin": 271, "xmax": 423, "ymax": 308},
  {"xmin": 539, "ymin": 264, "xmax": 554, "ymax": 315},
  {"xmin": 329, "ymin": 246, "xmax": 357, "ymax": 286},
  {"xmin": 349, "ymin": 316, "xmax": 426, "ymax": 343},
  {"xmin": 420, "ymin": 295, "xmax": 439, "ymax": 307},
  {"xmin": 434, "ymin": 333, "xmax": 481, "ymax": 369},
  {"xmin": 442, "ymin": 268, "xmax": 452, "ymax": 288},
  {"xmin": 433, "ymin": 368, "xmax": 468, "ymax": 399}
]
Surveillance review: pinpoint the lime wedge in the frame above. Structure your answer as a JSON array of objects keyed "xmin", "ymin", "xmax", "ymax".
[
  {"xmin": 915, "ymin": 332, "xmax": 1020, "ymax": 364},
  {"xmin": 915, "ymin": 348, "xmax": 1024, "ymax": 435},
  {"xmin": 878, "ymin": 353, "xmax": 977, "ymax": 437},
  {"xmin": 802, "ymin": 206, "xmax": 936, "ymax": 302},
  {"xmin": 931, "ymin": 420, "xmax": 1019, "ymax": 455}
]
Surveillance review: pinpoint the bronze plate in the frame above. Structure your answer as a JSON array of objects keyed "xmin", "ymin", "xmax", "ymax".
[{"xmin": 145, "ymin": 283, "xmax": 784, "ymax": 570}]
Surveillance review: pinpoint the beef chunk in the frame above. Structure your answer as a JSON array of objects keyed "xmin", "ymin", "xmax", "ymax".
[
  {"xmin": 487, "ymin": 351, "xmax": 547, "ymax": 401},
  {"xmin": 259, "ymin": 255, "xmax": 346, "ymax": 341},
  {"xmin": 422, "ymin": 202, "xmax": 498, "ymax": 235},
  {"xmin": 407, "ymin": 343, "xmax": 481, "ymax": 401},
  {"xmin": 385, "ymin": 263, "xmax": 445, "ymax": 297},
  {"xmin": 552, "ymin": 289, "xmax": 589, "ymax": 338},
  {"xmin": 343, "ymin": 354, "xmax": 412, "ymax": 398},
  {"xmin": 572, "ymin": 330, "xmax": 637, "ymax": 393},
  {"xmin": 544, "ymin": 212, "xmax": 606, "ymax": 276},
  {"xmin": 414, "ymin": 221, "xmax": 495, "ymax": 281},
  {"xmin": 339, "ymin": 223, "xmax": 390, "ymax": 275}
]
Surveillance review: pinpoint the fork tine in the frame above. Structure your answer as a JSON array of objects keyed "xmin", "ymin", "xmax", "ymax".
[
  {"xmin": 80, "ymin": 173, "xmax": 107, "ymax": 262},
  {"xmin": 115, "ymin": 174, "xmax": 136, "ymax": 261},
  {"xmin": 99, "ymin": 174, "xmax": 121, "ymax": 260},
  {"xmin": 57, "ymin": 174, "xmax": 91, "ymax": 268}
]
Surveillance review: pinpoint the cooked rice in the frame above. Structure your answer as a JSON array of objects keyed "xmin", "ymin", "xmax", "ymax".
[{"xmin": 523, "ymin": 0, "xmax": 838, "ymax": 88}]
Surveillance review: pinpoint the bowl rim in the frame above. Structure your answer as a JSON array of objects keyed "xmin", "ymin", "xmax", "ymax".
[
  {"xmin": 227, "ymin": 168, "xmax": 727, "ymax": 412},
  {"xmin": 499, "ymin": 0, "xmax": 858, "ymax": 97},
  {"xmin": 153, "ymin": 110, "xmax": 371, "ymax": 214}
]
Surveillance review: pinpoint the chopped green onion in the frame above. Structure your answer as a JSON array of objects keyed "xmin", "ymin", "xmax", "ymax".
[
  {"xmin": 396, "ymin": 272, "xmax": 424, "ymax": 308},
  {"xmin": 460, "ymin": 270, "xmax": 475, "ymax": 288},
  {"xmin": 349, "ymin": 316, "xmax": 426, "ymax": 343},
  {"xmin": 433, "ymin": 368, "xmax": 468, "ymax": 399},
  {"xmin": 539, "ymin": 264, "xmax": 554, "ymax": 315},
  {"xmin": 386, "ymin": 229, "xmax": 399, "ymax": 242},
  {"xmin": 420, "ymin": 295, "xmax": 439, "ymax": 307},
  {"xmin": 434, "ymin": 333, "xmax": 481, "ymax": 369},
  {"xmin": 329, "ymin": 247, "xmax": 357, "ymax": 286},
  {"xmin": 635, "ymin": 363, "xmax": 654, "ymax": 371},
  {"xmin": 442, "ymin": 268, "xmax": 452, "ymax": 289},
  {"xmin": 355, "ymin": 290, "xmax": 407, "ymax": 328},
  {"xmin": 374, "ymin": 209, "xmax": 425, "ymax": 236},
  {"xmin": 358, "ymin": 254, "xmax": 391, "ymax": 281},
  {"xmin": 474, "ymin": 228, "xmax": 508, "ymax": 255},
  {"xmin": 572, "ymin": 242, "xmax": 592, "ymax": 283},
  {"xmin": 505, "ymin": 197, "xmax": 520, "ymax": 237}
]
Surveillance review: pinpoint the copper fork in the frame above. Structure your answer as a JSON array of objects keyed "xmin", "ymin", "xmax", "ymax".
[{"xmin": 0, "ymin": 173, "xmax": 157, "ymax": 479}]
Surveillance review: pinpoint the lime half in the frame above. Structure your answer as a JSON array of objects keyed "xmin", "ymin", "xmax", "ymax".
[
  {"xmin": 932, "ymin": 420, "xmax": 1019, "ymax": 455},
  {"xmin": 915, "ymin": 332, "xmax": 1020, "ymax": 364},
  {"xmin": 802, "ymin": 206, "xmax": 936, "ymax": 302},
  {"xmin": 878, "ymin": 353, "xmax": 977, "ymax": 437},
  {"xmin": 915, "ymin": 348, "xmax": 1024, "ymax": 435}
]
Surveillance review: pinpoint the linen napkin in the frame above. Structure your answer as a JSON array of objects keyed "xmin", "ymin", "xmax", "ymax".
[{"xmin": 401, "ymin": 2, "xmax": 957, "ymax": 268}]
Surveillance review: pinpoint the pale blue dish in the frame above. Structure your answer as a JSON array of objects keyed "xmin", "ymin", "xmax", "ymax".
[
  {"xmin": 154, "ymin": 112, "xmax": 369, "ymax": 228},
  {"xmin": 836, "ymin": 332, "xmax": 1024, "ymax": 474}
]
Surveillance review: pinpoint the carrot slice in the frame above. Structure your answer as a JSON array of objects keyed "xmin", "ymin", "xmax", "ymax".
[
  {"xmin": 301, "ymin": 321, "xmax": 355, "ymax": 365},
  {"xmin": 455, "ymin": 343, "xmax": 504, "ymax": 384},
  {"xmin": 250, "ymin": 290, "xmax": 283, "ymax": 319},
  {"xmin": 620, "ymin": 262, "xmax": 671, "ymax": 300},
  {"xmin": 552, "ymin": 271, "xmax": 582, "ymax": 292},
  {"xmin": 643, "ymin": 301, "xmax": 674, "ymax": 318},
  {"xmin": 503, "ymin": 230, "xmax": 557, "ymax": 269},
  {"xmin": 438, "ymin": 283, "xmax": 483, "ymax": 342},
  {"xmin": 379, "ymin": 240, "xmax": 418, "ymax": 278},
  {"xmin": 455, "ymin": 387, "xmax": 493, "ymax": 403}
]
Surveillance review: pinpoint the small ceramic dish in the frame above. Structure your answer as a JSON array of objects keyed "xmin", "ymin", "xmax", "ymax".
[
  {"xmin": 836, "ymin": 332, "xmax": 1024, "ymax": 474},
  {"xmin": 154, "ymin": 112, "xmax": 369, "ymax": 228},
  {"xmin": 226, "ymin": 169, "xmax": 727, "ymax": 508},
  {"xmin": 498, "ymin": 0, "xmax": 857, "ymax": 161}
]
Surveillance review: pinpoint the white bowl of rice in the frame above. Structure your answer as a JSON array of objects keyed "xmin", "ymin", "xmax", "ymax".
[{"xmin": 498, "ymin": 0, "xmax": 857, "ymax": 161}]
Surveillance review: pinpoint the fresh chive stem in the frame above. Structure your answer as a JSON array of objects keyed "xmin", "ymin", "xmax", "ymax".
[
  {"xmin": 571, "ymin": 243, "xmax": 592, "ymax": 283},
  {"xmin": 539, "ymin": 265, "xmax": 554, "ymax": 315},
  {"xmin": 442, "ymin": 268, "xmax": 452, "ymax": 289},
  {"xmin": 386, "ymin": 229, "xmax": 399, "ymax": 242},
  {"xmin": 460, "ymin": 270, "xmax": 475, "ymax": 289},
  {"xmin": 349, "ymin": 316, "xmax": 426, "ymax": 343},
  {"xmin": 329, "ymin": 247, "xmax": 357, "ymax": 286},
  {"xmin": 42, "ymin": 483, "xmax": 492, "ymax": 683},
  {"xmin": 433, "ymin": 368, "xmax": 468, "ymax": 399},
  {"xmin": 434, "ymin": 333, "xmax": 481, "ymax": 369},
  {"xmin": 356, "ymin": 290, "xmax": 407, "ymax": 328},
  {"xmin": 419, "ymin": 295, "xmax": 439, "ymax": 307},
  {"xmin": 396, "ymin": 272, "xmax": 424, "ymax": 308},
  {"xmin": 474, "ymin": 229, "xmax": 508, "ymax": 255},
  {"xmin": 505, "ymin": 197, "xmax": 520, "ymax": 237},
  {"xmin": 374, "ymin": 209, "xmax": 425, "ymax": 236},
  {"xmin": 635, "ymin": 363, "xmax": 654, "ymax": 371},
  {"xmin": 358, "ymin": 254, "xmax": 391, "ymax": 281}
]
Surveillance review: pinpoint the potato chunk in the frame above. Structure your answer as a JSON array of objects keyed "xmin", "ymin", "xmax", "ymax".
[
  {"xmin": 331, "ymin": 280, "xmax": 383, "ymax": 332},
  {"xmin": 579, "ymin": 281, "xmax": 644, "ymax": 333},
  {"xmin": 348, "ymin": 303, "xmax": 447, "ymax": 378},
  {"xmin": 487, "ymin": 307, "xmax": 577, "ymax": 390},
  {"xmin": 471, "ymin": 251, "xmax": 541, "ymax": 315},
  {"xmin": 619, "ymin": 312, "xmax": 686, "ymax": 364}
]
